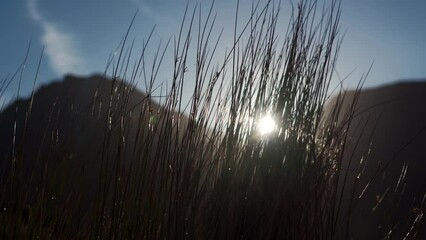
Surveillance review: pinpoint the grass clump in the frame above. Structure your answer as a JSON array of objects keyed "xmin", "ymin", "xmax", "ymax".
[{"xmin": 0, "ymin": 0, "xmax": 424, "ymax": 239}]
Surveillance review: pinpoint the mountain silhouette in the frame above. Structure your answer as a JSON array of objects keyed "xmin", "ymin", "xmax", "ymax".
[
  {"xmin": 324, "ymin": 80, "xmax": 426, "ymax": 239},
  {"xmin": 0, "ymin": 74, "xmax": 190, "ymax": 220}
]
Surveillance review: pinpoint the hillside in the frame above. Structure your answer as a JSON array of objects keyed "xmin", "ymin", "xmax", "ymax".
[
  {"xmin": 0, "ymin": 74, "xmax": 193, "ymax": 228},
  {"xmin": 324, "ymin": 81, "xmax": 426, "ymax": 239}
]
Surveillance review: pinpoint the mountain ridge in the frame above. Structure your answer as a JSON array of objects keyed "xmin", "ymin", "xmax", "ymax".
[{"xmin": 324, "ymin": 80, "xmax": 426, "ymax": 239}]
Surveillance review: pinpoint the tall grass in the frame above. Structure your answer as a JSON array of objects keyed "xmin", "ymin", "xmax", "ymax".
[{"xmin": 0, "ymin": 0, "xmax": 424, "ymax": 239}]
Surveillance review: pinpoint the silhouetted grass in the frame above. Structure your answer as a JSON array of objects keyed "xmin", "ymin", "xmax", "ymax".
[{"xmin": 0, "ymin": 0, "xmax": 424, "ymax": 239}]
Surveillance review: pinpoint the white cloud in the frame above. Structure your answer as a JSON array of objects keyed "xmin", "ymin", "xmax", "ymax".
[
  {"xmin": 27, "ymin": 0, "xmax": 42, "ymax": 21},
  {"xmin": 27, "ymin": 0, "xmax": 82, "ymax": 76}
]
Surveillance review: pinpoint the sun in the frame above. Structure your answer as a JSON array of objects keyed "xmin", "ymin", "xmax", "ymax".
[{"xmin": 257, "ymin": 115, "xmax": 276, "ymax": 135}]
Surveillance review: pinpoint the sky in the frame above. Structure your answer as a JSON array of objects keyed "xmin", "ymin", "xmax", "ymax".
[{"xmin": 1, "ymin": 0, "xmax": 426, "ymax": 107}]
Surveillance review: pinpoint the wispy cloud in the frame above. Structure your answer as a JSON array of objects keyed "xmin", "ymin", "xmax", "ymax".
[
  {"xmin": 129, "ymin": 0, "xmax": 165, "ymax": 23},
  {"xmin": 27, "ymin": 0, "xmax": 82, "ymax": 76}
]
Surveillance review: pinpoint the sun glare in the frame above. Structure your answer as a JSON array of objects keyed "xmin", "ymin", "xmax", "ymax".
[{"xmin": 258, "ymin": 115, "xmax": 276, "ymax": 135}]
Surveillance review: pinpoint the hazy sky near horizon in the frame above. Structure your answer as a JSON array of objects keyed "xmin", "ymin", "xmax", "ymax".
[{"xmin": 1, "ymin": 0, "xmax": 426, "ymax": 105}]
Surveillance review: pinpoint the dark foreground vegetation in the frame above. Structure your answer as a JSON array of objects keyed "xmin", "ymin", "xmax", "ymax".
[{"xmin": 0, "ymin": 0, "xmax": 424, "ymax": 239}]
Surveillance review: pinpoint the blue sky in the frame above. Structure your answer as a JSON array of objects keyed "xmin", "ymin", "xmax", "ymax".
[{"xmin": 1, "ymin": 0, "xmax": 426, "ymax": 107}]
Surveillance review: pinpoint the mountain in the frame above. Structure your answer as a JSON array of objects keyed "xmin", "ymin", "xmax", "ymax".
[
  {"xmin": 0, "ymin": 74, "xmax": 191, "ymax": 224},
  {"xmin": 324, "ymin": 81, "xmax": 426, "ymax": 239}
]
